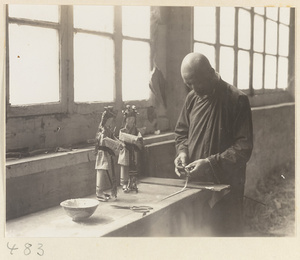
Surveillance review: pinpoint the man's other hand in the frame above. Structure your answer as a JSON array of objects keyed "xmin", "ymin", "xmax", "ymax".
[
  {"xmin": 185, "ymin": 158, "xmax": 210, "ymax": 179},
  {"xmin": 174, "ymin": 152, "xmax": 188, "ymax": 177}
]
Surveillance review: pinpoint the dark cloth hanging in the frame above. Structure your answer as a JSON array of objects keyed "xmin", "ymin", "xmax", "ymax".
[{"xmin": 149, "ymin": 67, "xmax": 167, "ymax": 108}]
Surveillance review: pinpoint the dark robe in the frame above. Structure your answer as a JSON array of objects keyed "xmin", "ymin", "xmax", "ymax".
[{"xmin": 175, "ymin": 75, "xmax": 253, "ymax": 236}]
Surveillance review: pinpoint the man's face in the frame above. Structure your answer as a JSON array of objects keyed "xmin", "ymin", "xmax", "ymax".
[{"xmin": 182, "ymin": 70, "xmax": 213, "ymax": 97}]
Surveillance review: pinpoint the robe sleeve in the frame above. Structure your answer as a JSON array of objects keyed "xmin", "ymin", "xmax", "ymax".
[
  {"xmin": 174, "ymin": 96, "xmax": 190, "ymax": 156},
  {"xmin": 207, "ymin": 95, "xmax": 253, "ymax": 183}
]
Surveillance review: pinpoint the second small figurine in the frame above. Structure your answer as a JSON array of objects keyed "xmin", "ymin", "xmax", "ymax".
[{"xmin": 118, "ymin": 105, "xmax": 143, "ymax": 193}]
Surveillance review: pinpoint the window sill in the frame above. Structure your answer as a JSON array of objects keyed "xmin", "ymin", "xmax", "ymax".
[{"xmin": 6, "ymin": 132, "xmax": 175, "ymax": 179}]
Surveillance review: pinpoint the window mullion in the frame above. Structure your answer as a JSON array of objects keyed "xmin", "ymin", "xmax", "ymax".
[
  {"xmin": 5, "ymin": 4, "xmax": 10, "ymax": 114},
  {"xmin": 262, "ymin": 8, "xmax": 267, "ymax": 91},
  {"xmin": 114, "ymin": 6, "xmax": 122, "ymax": 109},
  {"xmin": 275, "ymin": 8, "xmax": 279, "ymax": 90},
  {"xmin": 233, "ymin": 7, "xmax": 238, "ymax": 87},
  {"xmin": 249, "ymin": 8, "xmax": 254, "ymax": 95},
  {"xmin": 60, "ymin": 5, "xmax": 72, "ymax": 113},
  {"xmin": 215, "ymin": 7, "xmax": 220, "ymax": 72}
]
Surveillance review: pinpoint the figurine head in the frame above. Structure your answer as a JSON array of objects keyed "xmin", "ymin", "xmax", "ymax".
[
  {"xmin": 101, "ymin": 106, "xmax": 117, "ymax": 127},
  {"xmin": 122, "ymin": 105, "xmax": 138, "ymax": 128}
]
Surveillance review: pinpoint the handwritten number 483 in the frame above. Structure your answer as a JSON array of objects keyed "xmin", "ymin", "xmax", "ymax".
[{"xmin": 7, "ymin": 242, "xmax": 44, "ymax": 256}]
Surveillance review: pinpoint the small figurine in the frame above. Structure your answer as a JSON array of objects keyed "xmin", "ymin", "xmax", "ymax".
[
  {"xmin": 118, "ymin": 105, "xmax": 143, "ymax": 193},
  {"xmin": 95, "ymin": 106, "xmax": 122, "ymax": 201}
]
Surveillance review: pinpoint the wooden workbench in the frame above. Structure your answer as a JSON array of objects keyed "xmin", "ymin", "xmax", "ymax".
[{"xmin": 6, "ymin": 178, "xmax": 227, "ymax": 237}]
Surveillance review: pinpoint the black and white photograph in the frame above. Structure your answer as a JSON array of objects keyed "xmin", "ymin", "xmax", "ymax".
[{"xmin": 0, "ymin": 0, "xmax": 299, "ymax": 259}]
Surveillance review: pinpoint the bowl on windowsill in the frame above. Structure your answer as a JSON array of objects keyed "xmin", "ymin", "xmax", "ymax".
[{"xmin": 60, "ymin": 198, "xmax": 99, "ymax": 222}]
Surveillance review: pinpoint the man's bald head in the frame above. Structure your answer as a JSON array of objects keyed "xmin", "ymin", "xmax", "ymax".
[
  {"xmin": 181, "ymin": 53, "xmax": 213, "ymax": 79},
  {"xmin": 180, "ymin": 53, "xmax": 216, "ymax": 97}
]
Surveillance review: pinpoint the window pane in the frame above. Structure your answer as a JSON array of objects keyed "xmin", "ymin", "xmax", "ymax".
[
  {"xmin": 278, "ymin": 57, "xmax": 288, "ymax": 89},
  {"xmin": 220, "ymin": 7, "xmax": 235, "ymax": 46},
  {"xmin": 194, "ymin": 7, "xmax": 216, "ymax": 44},
  {"xmin": 279, "ymin": 24, "xmax": 289, "ymax": 56},
  {"xmin": 193, "ymin": 43, "xmax": 215, "ymax": 68},
  {"xmin": 74, "ymin": 33, "xmax": 114, "ymax": 102},
  {"xmin": 264, "ymin": 55, "xmax": 277, "ymax": 89},
  {"xmin": 254, "ymin": 7, "xmax": 265, "ymax": 15},
  {"xmin": 266, "ymin": 7, "xmax": 278, "ymax": 20},
  {"xmin": 254, "ymin": 15, "xmax": 264, "ymax": 52},
  {"xmin": 238, "ymin": 9, "xmax": 251, "ymax": 49},
  {"xmin": 122, "ymin": 6, "xmax": 150, "ymax": 39},
  {"xmin": 253, "ymin": 53, "xmax": 263, "ymax": 90},
  {"xmin": 219, "ymin": 47, "xmax": 234, "ymax": 85},
  {"xmin": 237, "ymin": 51, "xmax": 250, "ymax": 89},
  {"xmin": 9, "ymin": 24, "xmax": 59, "ymax": 105},
  {"xmin": 73, "ymin": 5, "xmax": 114, "ymax": 33},
  {"xmin": 8, "ymin": 4, "xmax": 59, "ymax": 22},
  {"xmin": 279, "ymin": 8, "xmax": 290, "ymax": 25},
  {"xmin": 265, "ymin": 20, "xmax": 278, "ymax": 55},
  {"xmin": 122, "ymin": 40, "xmax": 150, "ymax": 101}
]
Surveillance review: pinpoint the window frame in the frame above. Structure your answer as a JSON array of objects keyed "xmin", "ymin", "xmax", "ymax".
[
  {"xmin": 6, "ymin": 5, "xmax": 153, "ymax": 118},
  {"xmin": 192, "ymin": 7, "xmax": 294, "ymax": 101}
]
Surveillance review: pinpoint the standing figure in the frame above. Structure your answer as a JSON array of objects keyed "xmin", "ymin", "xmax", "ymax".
[
  {"xmin": 174, "ymin": 53, "xmax": 253, "ymax": 236},
  {"xmin": 118, "ymin": 105, "xmax": 143, "ymax": 193},
  {"xmin": 95, "ymin": 106, "xmax": 119, "ymax": 201}
]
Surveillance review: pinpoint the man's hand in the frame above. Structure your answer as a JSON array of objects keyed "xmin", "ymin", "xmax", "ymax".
[
  {"xmin": 185, "ymin": 159, "xmax": 210, "ymax": 179},
  {"xmin": 174, "ymin": 152, "xmax": 188, "ymax": 177}
]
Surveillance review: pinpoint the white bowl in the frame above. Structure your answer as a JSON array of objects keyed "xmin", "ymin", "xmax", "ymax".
[{"xmin": 60, "ymin": 198, "xmax": 99, "ymax": 221}]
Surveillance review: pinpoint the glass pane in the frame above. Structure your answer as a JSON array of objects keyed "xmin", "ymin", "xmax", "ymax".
[
  {"xmin": 279, "ymin": 7, "xmax": 290, "ymax": 25},
  {"xmin": 266, "ymin": 7, "xmax": 278, "ymax": 20},
  {"xmin": 278, "ymin": 57, "xmax": 288, "ymax": 89},
  {"xmin": 9, "ymin": 24, "xmax": 59, "ymax": 105},
  {"xmin": 219, "ymin": 47, "xmax": 234, "ymax": 85},
  {"xmin": 74, "ymin": 33, "xmax": 114, "ymax": 102},
  {"xmin": 220, "ymin": 7, "xmax": 235, "ymax": 46},
  {"xmin": 122, "ymin": 40, "xmax": 150, "ymax": 101},
  {"xmin": 264, "ymin": 55, "xmax": 277, "ymax": 89},
  {"xmin": 8, "ymin": 4, "xmax": 59, "ymax": 22},
  {"xmin": 194, "ymin": 7, "xmax": 216, "ymax": 44},
  {"xmin": 265, "ymin": 20, "xmax": 278, "ymax": 55},
  {"xmin": 122, "ymin": 6, "xmax": 150, "ymax": 39},
  {"xmin": 237, "ymin": 51, "xmax": 250, "ymax": 89},
  {"xmin": 253, "ymin": 53, "xmax": 263, "ymax": 90},
  {"xmin": 73, "ymin": 5, "xmax": 114, "ymax": 33},
  {"xmin": 193, "ymin": 43, "xmax": 215, "ymax": 68},
  {"xmin": 254, "ymin": 15, "xmax": 264, "ymax": 52},
  {"xmin": 254, "ymin": 7, "xmax": 265, "ymax": 15},
  {"xmin": 279, "ymin": 24, "xmax": 289, "ymax": 56},
  {"xmin": 238, "ymin": 9, "xmax": 251, "ymax": 49}
]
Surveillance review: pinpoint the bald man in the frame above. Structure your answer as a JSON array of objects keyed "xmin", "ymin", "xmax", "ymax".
[{"xmin": 174, "ymin": 53, "xmax": 253, "ymax": 236}]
